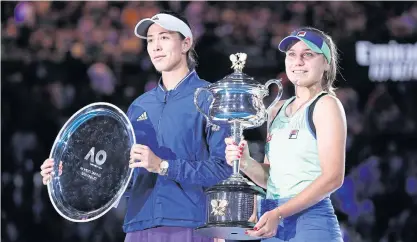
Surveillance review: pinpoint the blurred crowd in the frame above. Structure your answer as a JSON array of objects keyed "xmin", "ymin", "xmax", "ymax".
[{"xmin": 1, "ymin": 1, "xmax": 417, "ymax": 242}]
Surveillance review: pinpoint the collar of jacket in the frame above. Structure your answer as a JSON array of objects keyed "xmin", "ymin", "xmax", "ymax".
[{"xmin": 156, "ymin": 69, "xmax": 198, "ymax": 102}]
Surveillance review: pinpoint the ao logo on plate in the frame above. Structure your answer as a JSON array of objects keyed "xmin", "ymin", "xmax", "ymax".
[{"xmin": 84, "ymin": 147, "xmax": 107, "ymax": 165}]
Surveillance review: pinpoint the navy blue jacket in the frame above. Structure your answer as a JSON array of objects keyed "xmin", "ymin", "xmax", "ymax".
[{"xmin": 123, "ymin": 70, "xmax": 233, "ymax": 232}]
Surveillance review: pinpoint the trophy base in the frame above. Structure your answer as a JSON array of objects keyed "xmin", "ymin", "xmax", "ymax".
[{"xmin": 196, "ymin": 222, "xmax": 261, "ymax": 241}]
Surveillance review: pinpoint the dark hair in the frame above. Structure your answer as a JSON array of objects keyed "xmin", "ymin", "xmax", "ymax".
[
  {"xmin": 159, "ymin": 10, "xmax": 198, "ymax": 70},
  {"xmin": 290, "ymin": 27, "xmax": 339, "ymax": 95}
]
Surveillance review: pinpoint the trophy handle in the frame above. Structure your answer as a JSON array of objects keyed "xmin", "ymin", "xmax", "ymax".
[
  {"xmin": 264, "ymin": 79, "xmax": 284, "ymax": 113},
  {"xmin": 194, "ymin": 87, "xmax": 215, "ymax": 128}
]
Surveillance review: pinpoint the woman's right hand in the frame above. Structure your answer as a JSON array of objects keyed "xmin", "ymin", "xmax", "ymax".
[
  {"xmin": 40, "ymin": 158, "xmax": 54, "ymax": 185},
  {"xmin": 224, "ymin": 137, "xmax": 250, "ymax": 167}
]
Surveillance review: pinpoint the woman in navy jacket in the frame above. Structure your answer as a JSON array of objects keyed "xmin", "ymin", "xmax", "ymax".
[{"xmin": 40, "ymin": 11, "xmax": 233, "ymax": 242}]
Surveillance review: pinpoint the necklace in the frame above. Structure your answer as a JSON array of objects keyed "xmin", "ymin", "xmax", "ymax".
[
  {"xmin": 288, "ymin": 92, "xmax": 323, "ymax": 118},
  {"xmin": 286, "ymin": 100, "xmax": 309, "ymax": 118},
  {"xmin": 286, "ymin": 91, "xmax": 324, "ymax": 118}
]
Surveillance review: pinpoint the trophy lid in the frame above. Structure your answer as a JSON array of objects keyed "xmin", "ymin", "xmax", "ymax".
[{"xmin": 209, "ymin": 53, "xmax": 264, "ymax": 90}]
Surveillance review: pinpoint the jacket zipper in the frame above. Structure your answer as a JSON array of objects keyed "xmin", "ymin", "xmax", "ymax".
[
  {"xmin": 154, "ymin": 90, "xmax": 169, "ymax": 219},
  {"xmin": 157, "ymin": 91, "xmax": 169, "ymax": 140}
]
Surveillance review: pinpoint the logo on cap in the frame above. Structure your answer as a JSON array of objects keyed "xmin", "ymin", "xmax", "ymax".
[
  {"xmin": 296, "ymin": 31, "xmax": 306, "ymax": 37},
  {"xmin": 152, "ymin": 16, "xmax": 159, "ymax": 20}
]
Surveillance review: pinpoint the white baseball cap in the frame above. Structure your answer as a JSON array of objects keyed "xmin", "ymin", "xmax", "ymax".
[{"xmin": 134, "ymin": 13, "xmax": 193, "ymax": 44}]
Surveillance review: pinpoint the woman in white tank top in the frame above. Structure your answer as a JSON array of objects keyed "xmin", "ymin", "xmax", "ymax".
[{"xmin": 225, "ymin": 27, "xmax": 347, "ymax": 242}]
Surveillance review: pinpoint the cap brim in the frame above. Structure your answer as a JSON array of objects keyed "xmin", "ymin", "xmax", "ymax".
[
  {"xmin": 134, "ymin": 18, "xmax": 158, "ymax": 39},
  {"xmin": 134, "ymin": 14, "xmax": 193, "ymax": 44},
  {"xmin": 278, "ymin": 36, "xmax": 323, "ymax": 54}
]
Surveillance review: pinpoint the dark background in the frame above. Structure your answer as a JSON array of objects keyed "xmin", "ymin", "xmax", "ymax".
[{"xmin": 2, "ymin": 1, "xmax": 417, "ymax": 242}]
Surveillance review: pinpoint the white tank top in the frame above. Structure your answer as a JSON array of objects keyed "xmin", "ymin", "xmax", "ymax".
[{"xmin": 265, "ymin": 92, "xmax": 326, "ymax": 199}]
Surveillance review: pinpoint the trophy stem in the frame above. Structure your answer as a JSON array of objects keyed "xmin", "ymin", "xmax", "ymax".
[{"xmin": 231, "ymin": 121, "xmax": 243, "ymax": 175}]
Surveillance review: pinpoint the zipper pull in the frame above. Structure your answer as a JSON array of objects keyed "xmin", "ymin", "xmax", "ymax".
[{"xmin": 164, "ymin": 92, "xmax": 168, "ymax": 103}]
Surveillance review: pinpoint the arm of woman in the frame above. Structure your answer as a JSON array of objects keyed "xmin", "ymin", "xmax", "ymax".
[
  {"xmin": 228, "ymin": 99, "xmax": 286, "ymax": 189},
  {"xmin": 276, "ymin": 95, "xmax": 346, "ymax": 218},
  {"xmin": 240, "ymin": 155, "xmax": 270, "ymax": 189},
  {"xmin": 224, "ymin": 139, "xmax": 270, "ymax": 189},
  {"xmin": 248, "ymin": 95, "xmax": 347, "ymax": 237}
]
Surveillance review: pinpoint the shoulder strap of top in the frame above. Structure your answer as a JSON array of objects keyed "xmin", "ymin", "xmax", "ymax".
[{"xmin": 306, "ymin": 92, "xmax": 328, "ymax": 139}]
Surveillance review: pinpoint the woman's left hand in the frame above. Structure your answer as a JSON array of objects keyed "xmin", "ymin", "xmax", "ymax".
[{"xmin": 246, "ymin": 208, "xmax": 282, "ymax": 238}]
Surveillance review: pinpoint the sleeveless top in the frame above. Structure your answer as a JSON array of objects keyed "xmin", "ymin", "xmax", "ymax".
[{"xmin": 265, "ymin": 91, "xmax": 326, "ymax": 199}]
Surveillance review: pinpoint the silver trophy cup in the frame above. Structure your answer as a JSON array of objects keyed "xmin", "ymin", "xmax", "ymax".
[{"xmin": 194, "ymin": 53, "xmax": 283, "ymax": 240}]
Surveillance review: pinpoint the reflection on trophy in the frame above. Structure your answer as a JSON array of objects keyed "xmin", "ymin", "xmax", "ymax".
[{"xmin": 194, "ymin": 53, "xmax": 283, "ymax": 240}]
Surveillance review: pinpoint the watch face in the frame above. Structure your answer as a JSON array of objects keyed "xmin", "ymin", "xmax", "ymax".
[{"xmin": 161, "ymin": 161, "xmax": 169, "ymax": 169}]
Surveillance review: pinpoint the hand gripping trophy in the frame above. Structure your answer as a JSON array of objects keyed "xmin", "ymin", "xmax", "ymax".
[{"xmin": 194, "ymin": 53, "xmax": 283, "ymax": 240}]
